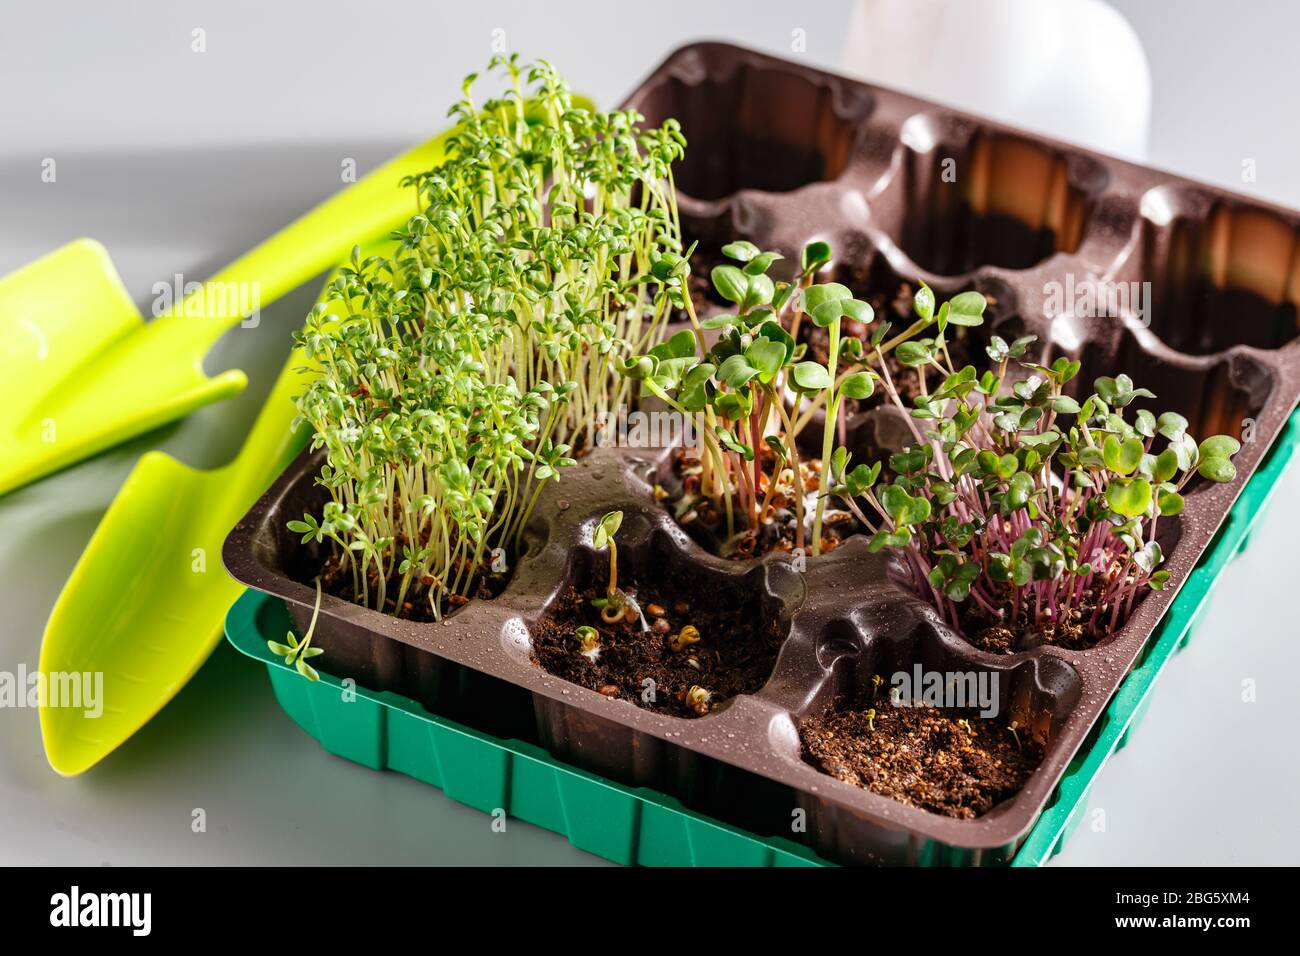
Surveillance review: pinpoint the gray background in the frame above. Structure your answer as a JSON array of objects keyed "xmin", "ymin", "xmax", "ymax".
[{"xmin": 1, "ymin": 0, "xmax": 1296, "ymax": 865}]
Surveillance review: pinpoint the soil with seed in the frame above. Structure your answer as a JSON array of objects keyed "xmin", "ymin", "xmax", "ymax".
[
  {"xmin": 532, "ymin": 572, "xmax": 785, "ymax": 719},
  {"xmin": 664, "ymin": 446, "xmax": 859, "ymax": 560},
  {"xmin": 801, "ymin": 699, "xmax": 1043, "ymax": 818},
  {"xmin": 319, "ymin": 548, "xmax": 507, "ymax": 623},
  {"xmin": 959, "ymin": 585, "xmax": 1112, "ymax": 654}
]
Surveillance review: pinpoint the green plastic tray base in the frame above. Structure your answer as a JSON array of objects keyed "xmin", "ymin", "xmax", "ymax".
[
  {"xmin": 224, "ymin": 592, "xmax": 824, "ymax": 867},
  {"xmin": 224, "ymin": 408, "xmax": 1300, "ymax": 867}
]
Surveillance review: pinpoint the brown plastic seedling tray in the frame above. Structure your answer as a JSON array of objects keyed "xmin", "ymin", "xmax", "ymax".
[{"xmin": 224, "ymin": 42, "xmax": 1300, "ymax": 865}]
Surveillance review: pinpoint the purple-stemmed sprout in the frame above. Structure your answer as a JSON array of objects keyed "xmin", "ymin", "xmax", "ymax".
[{"xmin": 829, "ymin": 300, "xmax": 1243, "ymax": 641}]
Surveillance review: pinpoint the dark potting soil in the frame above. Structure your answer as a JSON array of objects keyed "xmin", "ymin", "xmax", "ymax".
[
  {"xmin": 801, "ymin": 699, "xmax": 1044, "ymax": 819},
  {"xmin": 958, "ymin": 585, "xmax": 1111, "ymax": 654},
  {"xmin": 318, "ymin": 547, "xmax": 508, "ymax": 623},
  {"xmin": 664, "ymin": 446, "xmax": 859, "ymax": 560},
  {"xmin": 531, "ymin": 571, "xmax": 786, "ymax": 719}
]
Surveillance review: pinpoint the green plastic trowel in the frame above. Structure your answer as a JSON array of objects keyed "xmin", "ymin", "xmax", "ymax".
[
  {"xmin": 0, "ymin": 132, "xmax": 451, "ymax": 497},
  {"xmin": 37, "ymin": 240, "xmax": 393, "ymax": 776}
]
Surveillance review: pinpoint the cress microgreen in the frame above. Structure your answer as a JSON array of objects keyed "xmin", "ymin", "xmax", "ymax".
[
  {"xmin": 267, "ymin": 579, "xmax": 325, "ymax": 680},
  {"xmin": 291, "ymin": 56, "xmax": 685, "ymax": 620}
]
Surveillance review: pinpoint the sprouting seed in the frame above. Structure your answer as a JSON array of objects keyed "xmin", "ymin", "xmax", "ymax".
[
  {"xmin": 669, "ymin": 624, "xmax": 701, "ymax": 652},
  {"xmin": 575, "ymin": 625, "xmax": 601, "ymax": 663},
  {"xmin": 685, "ymin": 685, "xmax": 712, "ymax": 715},
  {"xmin": 592, "ymin": 511, "xmax": 627, "ymax": 624}
]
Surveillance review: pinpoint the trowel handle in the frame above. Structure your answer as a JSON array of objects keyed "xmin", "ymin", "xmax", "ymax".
[
  {"xmin": 154, "ymin": 93, "xmax": 593, "ymax": 352},
  {"xmin": 160, "ymin": 130, "xmax": 453, "ymax": 346}
]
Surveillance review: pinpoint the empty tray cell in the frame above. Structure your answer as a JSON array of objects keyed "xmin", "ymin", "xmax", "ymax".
[
  {"xmin": 1139, "ymin": 187, "xmax": 1300, "ymax": 354},
  {"xmin": 631, "ymin": 58, "xmax": 870, "ymax": 201},
  {"xmin": 791, "ymin": 586, "xmax": 1082, "ymax": 741},
  {"xmin": 885, "ymin": 116, "xmax": 1104, "ymax": 275}
]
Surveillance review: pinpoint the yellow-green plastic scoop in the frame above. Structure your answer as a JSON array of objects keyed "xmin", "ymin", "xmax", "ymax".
[
  {"xmin": 0, "ymin": 132, "xmax": 451, "ymax": 497},
  {"xmin": 38, "ymin": 347, "xmax": 312, "ymax": 775},
  {"xmin": 37, "ymin": 227, "xmax": 405, "ymax": 775},
  {"xmin": 37, "ymin": 235, "xmax": 400, "ymax": 776}
]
